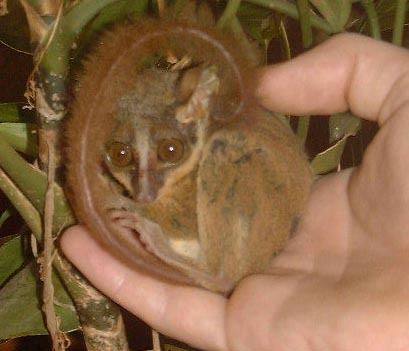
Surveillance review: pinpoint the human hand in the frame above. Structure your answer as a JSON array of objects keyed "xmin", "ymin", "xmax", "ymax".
[{"xmin": 61, "ymin": 33, "xmax": 409, "ymax": 351}]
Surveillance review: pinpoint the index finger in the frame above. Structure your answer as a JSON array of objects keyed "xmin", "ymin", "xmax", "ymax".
[{"xmin": 257, "ymin": 33, "xmax": 409, "ymax": 123}]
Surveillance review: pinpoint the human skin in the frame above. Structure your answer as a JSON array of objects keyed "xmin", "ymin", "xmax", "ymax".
[{"xmin": 61, "ymin": 33, "xmax": 409, "ymax": 351}]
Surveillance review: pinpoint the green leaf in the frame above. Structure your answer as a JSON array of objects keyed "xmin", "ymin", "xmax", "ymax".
[
  {"xmin": 296, "ymin": 116, "xmax": 310, "ymax": 146},
  {"xmin": 218, "ymin": 0, "xmax": 242, "ymax": 29},
  {"xmin": 297, "ymin": 0, "xmax": 313, "ymax": 48},
  {"xmin": 0, "ymin": 262, "xmax": 79, "ymax": 340},
  {"xmin": 73, "ymin": 0, "xmax": 149, "ymax": 61},
  {"xmin": 311, "ymin": 137, "xmax": 347, "ymax": 175},
  {"xmin": 0, "ymin": 123, "xmax": 38, "ymax": 156},
  {"xmin": 237, "ymin": 2, "xmax": 280, "ymax": 43},
  {"xmin": 0, "ymin": 104, "xmax": 21, "ymax": 123},
  {"xmin": 0, "ymin": 136, "xmax": 74, "ymax": 234},
  {"xmin": 309, "ymin": 0, "xmax": 352, "ymax": 32},
  {"xmin": 0, "ymin": 235, "xmax": 26, "ymax": 287},
  {"xmin": 329, "ymin": 112, "xmax": 362, "ymax": 143},
  {"xmin": 86, "ymin": 0, "xmax": 148, "ymax": 32},
  {"xmin": 312, "ymin": 112, "xmax": 361, "ymax": 174},
  {"xmin": 0, "ymin": 103, "xmax": 34, "ymax": 123},
  {"xmin": 0, "ymin": 208, "xmax": 12, "ymax": 228}
]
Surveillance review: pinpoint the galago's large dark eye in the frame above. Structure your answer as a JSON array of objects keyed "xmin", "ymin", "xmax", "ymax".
[
  {"xmin": 157, "ymin": 138, "xmax": 184, "ymax": 163},
  {"xmin": 106, "ymin": 142, "xmax": 132, "ymax": 167}
]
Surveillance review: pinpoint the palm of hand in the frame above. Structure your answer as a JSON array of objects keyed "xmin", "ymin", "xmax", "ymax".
[
  {"xmin": 228, "ymin": 34, "xmax": 409, "ymax": 350},
  {"xmin": 230, "ymin": 167, "xmax": 409, "ymax": 350}
]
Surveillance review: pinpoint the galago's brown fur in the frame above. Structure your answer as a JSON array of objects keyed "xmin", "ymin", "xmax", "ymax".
[{"xmin": 65, "ymin": 19, "xmax": 312, "ymax": 295}]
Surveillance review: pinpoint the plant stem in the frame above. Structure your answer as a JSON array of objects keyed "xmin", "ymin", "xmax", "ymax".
[
  {"xmin": 152, "ymin": 330, "xmax": 161, "ymax": 351},
  {"xmin": 54, "ymin": 256, "xmax": 130, "ymax": 351},
  {"xmin": 297, "ymin": 116, "xmax": 310, "ymax": 145},
  {"xmin": 360, "ymin": 0, "xmax": 381, "ymax": 39},
  {"xmin": 41, "ymin": 134, "xmax": 68, "ymax": 351},
  {"xmin": 217, "ymin": 0, "xmax": 242, "ymax": 28},
  {"xmin": 40, "ymin": 0, "xmax": 121, "ymax": 74},
  {"xmin": 392, "ymin": 0, "xmax": 407, "ymax": 45},
  {"xmin": 0, "ymin": 169, "xmax": 42, "ymax": 237},
  {"xmin": 0, "ymin": 135, "xmax": 72, "ymax": 231},
  {"xmin": 296, "ymin": 0, "xmax": 312, "ymax": 47},
  {"xmin": 278, "ymin": 19, "xmax": 291, "ymax": 60},
  {"xmin": 245, "ymin": 0, "xmax": 333, "ymax": 33},
  {"xmin": 0, "ymin": 136, "xmax": 128, "ymax": 351},
  {"xmin": 229, "ymin": 17, "xmax": 260, "ymax": 65},
  {"xmin": 0, "ymin": 208, "xmax": 12, "ymax": 228},
  {"xmin": 294, "ymin": 0, "xmax": 312, "ymax": 146},
  {"xmin": 36, "ymin": 0, "xmax": 121, "ymax": 128},
  {"xmin": 23, "ymin": 1, "xmax": 132, "ymax": 350}
]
